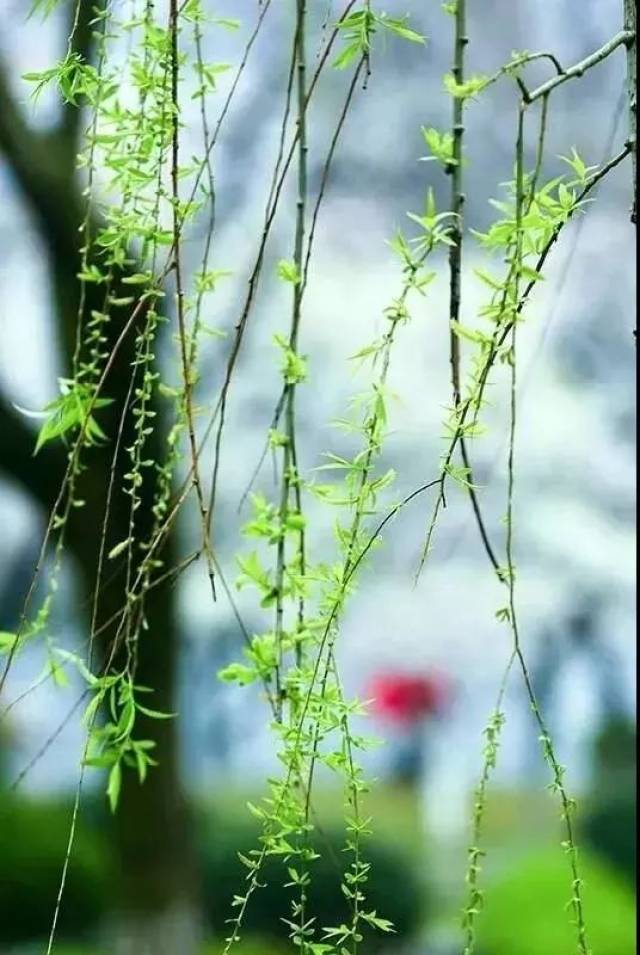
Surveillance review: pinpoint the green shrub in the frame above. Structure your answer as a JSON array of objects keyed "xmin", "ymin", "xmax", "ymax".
[
  {"xmin": 0, "ymin": 796, "xmax": 112, "ymax": 945},
  {"xmin": 203, "ymin": 939, "xmax": 286, "ymax": 955},
  {"xmin": 590, "ymin": 718, "xmax": 635, "ymax": 782},
  {"xmin": 579, "ymin": 717, "xmax": 636, "ymax": 884},
  {"xmin": 198, "ymin": 806, "xmax": 424, "ymax": 948},
  {"xmin": 581, "ymin": 791, "xmax": 636, "ymax": 884},
  {"xmin": 0, "ymin": 794, "xmax": 422, "ymax": 949},
  {"xmin": 476, "ymin": 847, "xmax": 636, "ymax": 955}
]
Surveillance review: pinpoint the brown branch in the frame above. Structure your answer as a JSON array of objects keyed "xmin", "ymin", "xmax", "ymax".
[
  {"xmin": 623, "ymin": 0, "xmax": 636, "ymax": 222},
  {"xmin": 525, "ymin": 30, "xmax": 634, "ymax": 102},
  {"xmin": 445, "ymin": 0, "xmax": 500, "ymax": 573}
]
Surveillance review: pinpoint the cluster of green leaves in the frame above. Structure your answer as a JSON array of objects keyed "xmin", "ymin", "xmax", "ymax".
[
  {"xmin": 437, "ymin": 158, "xmax": 594, "ymax": 478},
  {"xmin": 421, "ymin": 126, "xmax": 456, "ymax": 167},
  {"xmin": 13, "ymin": 2, "xmax": 628, "ymax": 952},
  {"xmin": 11, "ymin": 1, "xmax": 236, "ymax": 811},
  {"xmin": 56, "ymin": 649, "xmax": 173, "ymax": 812},
  {"xmin": 33, "ymin": 378, "xmax": 113, "ymax": 455},
  {"xmin": 333, "ymin": 7, "xmax": 425, "ymax": 70},
  {"xmin": 462, "ymin": 707, "xmax": 507, "ymax": 953},
  {"xmin": 217, "ymin": 179, "xmax": 455, "ymax": 952}
]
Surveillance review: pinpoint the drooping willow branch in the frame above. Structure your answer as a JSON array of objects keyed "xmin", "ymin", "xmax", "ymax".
[
  {"xmin": 623, "ymin": 0, "xmax": 637, "ymax": 222},
  {"xmin": 443, "ymin": 18, "xmax": 636, "ymax": 580},
  {"xmin": 417, "ymin": 139, "xmax": 633, "ymax": 583},
  {"xmin": 0, "ymin": 3, "xmax": 275, "ymax": 697},
  {"xmin": 237, "ymin": 56, "xmax": 366, "ymax": 514},
  {"xmin": 221, "ymin": 202, "xmax": 443, "ymax": 949},
  {"xmin": 2, "ymin": 6, "xmax": 634, "ymax": 954},
  {"xmin": 169, "ymin": 0, "xmax": 218, "ymax": 605},
  {"xmin": 453, "ymin": 20, "xmax": 636, "ymax": 945},
  {"xmin": 272, "ymin": 0, "xmax": 310, "ymax": 720},
  {"xmin": 206, "ymin": 0, "xmax": 360, "ymax": 537}
]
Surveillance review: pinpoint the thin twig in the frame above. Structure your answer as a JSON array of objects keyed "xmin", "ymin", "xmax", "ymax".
[{"xmin": 525, "ymin": 30, "xmax": 634, "ymax": 102}]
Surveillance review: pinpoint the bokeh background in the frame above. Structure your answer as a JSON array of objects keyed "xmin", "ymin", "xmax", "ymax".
[{"xmin": 0, "ymin": 0, "xmax": 635, "ymax": 953}]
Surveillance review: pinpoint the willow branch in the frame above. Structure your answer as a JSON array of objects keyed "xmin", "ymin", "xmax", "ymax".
[
  {"xmin": 274, "ymin": 0, "xmax": 309, "ymax": 717},
  {"xmin": 525, "ymin": 30, "xmax": 634, "ymax": 102},
  {"xmin": 206, "ymin": 0, "xmax": 359, "ymax": 532},
  {"xmin": 448, "ymin": 0, "xmax": 465, "ymax": 403},
  {"xmin": 623, "ymin": 0, "xmax": 637, "ymax": 222},
  {"xmin": 169, "ymin": 0, "xmax": 216, "ymax": 602},
  {"xmin": 446, "ymin": 0, "xmax": 500, "ymax": 571},
  {"xmin": 416, "ymin": 142, "xmax": 632, "ymax": 579}
]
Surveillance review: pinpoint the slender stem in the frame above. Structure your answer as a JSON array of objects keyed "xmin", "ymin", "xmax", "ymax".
[
  {"xmin": 461, "ymin": 653, "xmax": 513, "ymax": 955},
  {"xmin": 623, "ymin": 0, "xmax": 637, "ymax": 222},
  {"xmin": 505, "ymin": 105, "xmax": 590, "ymax": 955},
  {"xmin": 169, "ymin": 0, "xmax": 217, "ymax": 603},
  {"xmin": 290, "ymin": 0, "xmax": 308, "ymax": 652},
  {"xmin": 526, "ymin": 30, "xmax": 634, "ymax": 102},
  {"xmin": 416, "ymin": 142, "xmax": 632, "ymax": 580},
  {"xmin": 274, "ymin": 0, "xmax": 308, "ymax": 720},
  {"xmin": 206, "ymin": 0, "xmax": 359, "ymax": 533},
  {"xmin": 237, "ymin": 57, "xmax": 364, "ymax": 516},
  {"xmin": 448, "ymin": 0, "xmax": 466, "ymax": 404},
  {"xmin": 446, "ymin": 1, "xmax": 500, "ymax": 572}
]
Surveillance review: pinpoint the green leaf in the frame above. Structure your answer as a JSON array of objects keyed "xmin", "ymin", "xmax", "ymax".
[
  {"xmin": 361, "ymin": 911, "xmax": 395, "ymax": 932},
  {"xmin": 443, "ymin": 72, "xmax": 489, "ymax": 99},
  {"xmin": 333, "ymin": 40, "xmax": 361, "ymax": 70},
  {"xmin": 0, "ymin": 631, "xmax": 17, "ymax": 654},
  {"xmin": 49, "ymin": 658, "xmax": 68, "ymax": 688},
  {"xmin": 217, "ymin": 662, "xmax": 258, "ymax": 685},
  {"xmin": 82, "ymin": 692, "xmax": 104, "ymax": 727},
  {"xmin": 379, "ymin": 16, "xmax": 425, "ymax": 44},
  {"xmin": 277, "ymin": 259, "xmax": 302, "ymax": 285},
  {"xmin": 108, "ymin": 538, "xmax": 132, "ymax": 560},
  {"xmin": 54, "ymin": 648, "xmax": 97, "ymax": 686},
  {"xmin": 136, "ymin": 703, "xmax": 175, "ymax": 720},
  {"xmin": 421, "ymin": 126, "xmax": 455, "ymax": 166},
  {"xmin": 121, "ymin": 272, "xmax": 152, "ymax": 286},
  {"xmin": 236, "ymin": 551, "xmax": 272, "ymax": 593},
  {"xmin": 29, "ymin": 0, "xmax": 64, "ymax": 16},
  {"xmin": 33, "ymin": 382, "xmax": 113, "ymax": 454},
  {"xmin": 107, "ymin": 761, "xmax": 122, "ymax": 813},
  {"xmin": 214, "ymin": 17, "xmax": 241, "ymax": 30}
]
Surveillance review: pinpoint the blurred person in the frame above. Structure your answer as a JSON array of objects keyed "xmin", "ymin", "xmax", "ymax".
[{"xmin": 366, "ymin": 669, "xmax": 452, "ymax": 785}]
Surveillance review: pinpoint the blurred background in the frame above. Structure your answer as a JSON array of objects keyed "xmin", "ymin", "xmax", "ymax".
[{"xmin": 0, "ymin": 0, "xmax": 636, "ymax": 953}]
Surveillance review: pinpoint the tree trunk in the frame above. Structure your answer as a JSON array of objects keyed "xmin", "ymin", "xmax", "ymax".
[
  {"xmin": 0, "ymin": 125, "xmax": 204, "ymax": 955},
  {"xmin": 52, "ymin": 225, "xmax": 204, "ymax": 955},
  {"xmin": 0, "ymin": 6, "xmax": 205, "ymax": 946}
]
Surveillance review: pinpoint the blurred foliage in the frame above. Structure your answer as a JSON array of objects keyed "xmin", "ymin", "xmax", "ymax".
[
  {"xmin": 10, "ymin": 939, "xmax": 287, "ymax": 954},
  {"xmin": 0, "ymin": 797, "xmax": 112, "ymax": 945},
  {"xmin": 579, "ymin": 717, "xmax": 636, "ymax": 884},
  {"xmin": 0, "ymin": 792, "xmax": 422, "ymax": 948},
  {"xmin": 581, "ymin": 793, "xmax": 636, "ymax": 885},
  {"xmin": 590, "ymin": 716, "xmax": 635, "ymax": 783},
  {"xmin": 197, "ymin": 799, "xmax": 424, "ymax": 948},
  {"xmin": 203, "ymin": 940, "xmax": 286, "ymax": 955},
  {"xmin": 476, "ymin": 847, "xmax": 636, "ymax": 955}
]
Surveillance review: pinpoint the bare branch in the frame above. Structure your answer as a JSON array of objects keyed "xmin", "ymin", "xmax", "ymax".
[
  {"xmin": 623, "ymin": 0, "xmax": 636, "ymax": 221},
  {"xmin": 526, "ymin": 30, "xmax": 634, "ymax": 102}
]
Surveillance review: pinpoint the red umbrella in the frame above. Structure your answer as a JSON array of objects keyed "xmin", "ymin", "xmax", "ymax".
[{"xmin": 366, "ymin": 670, "xmax": 451, "ymax": 726}]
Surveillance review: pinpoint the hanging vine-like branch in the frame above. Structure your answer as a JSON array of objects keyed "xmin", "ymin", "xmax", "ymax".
[{"xmin": 0, "ymin": 2, "xmax": 634, "ymax": 953}]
